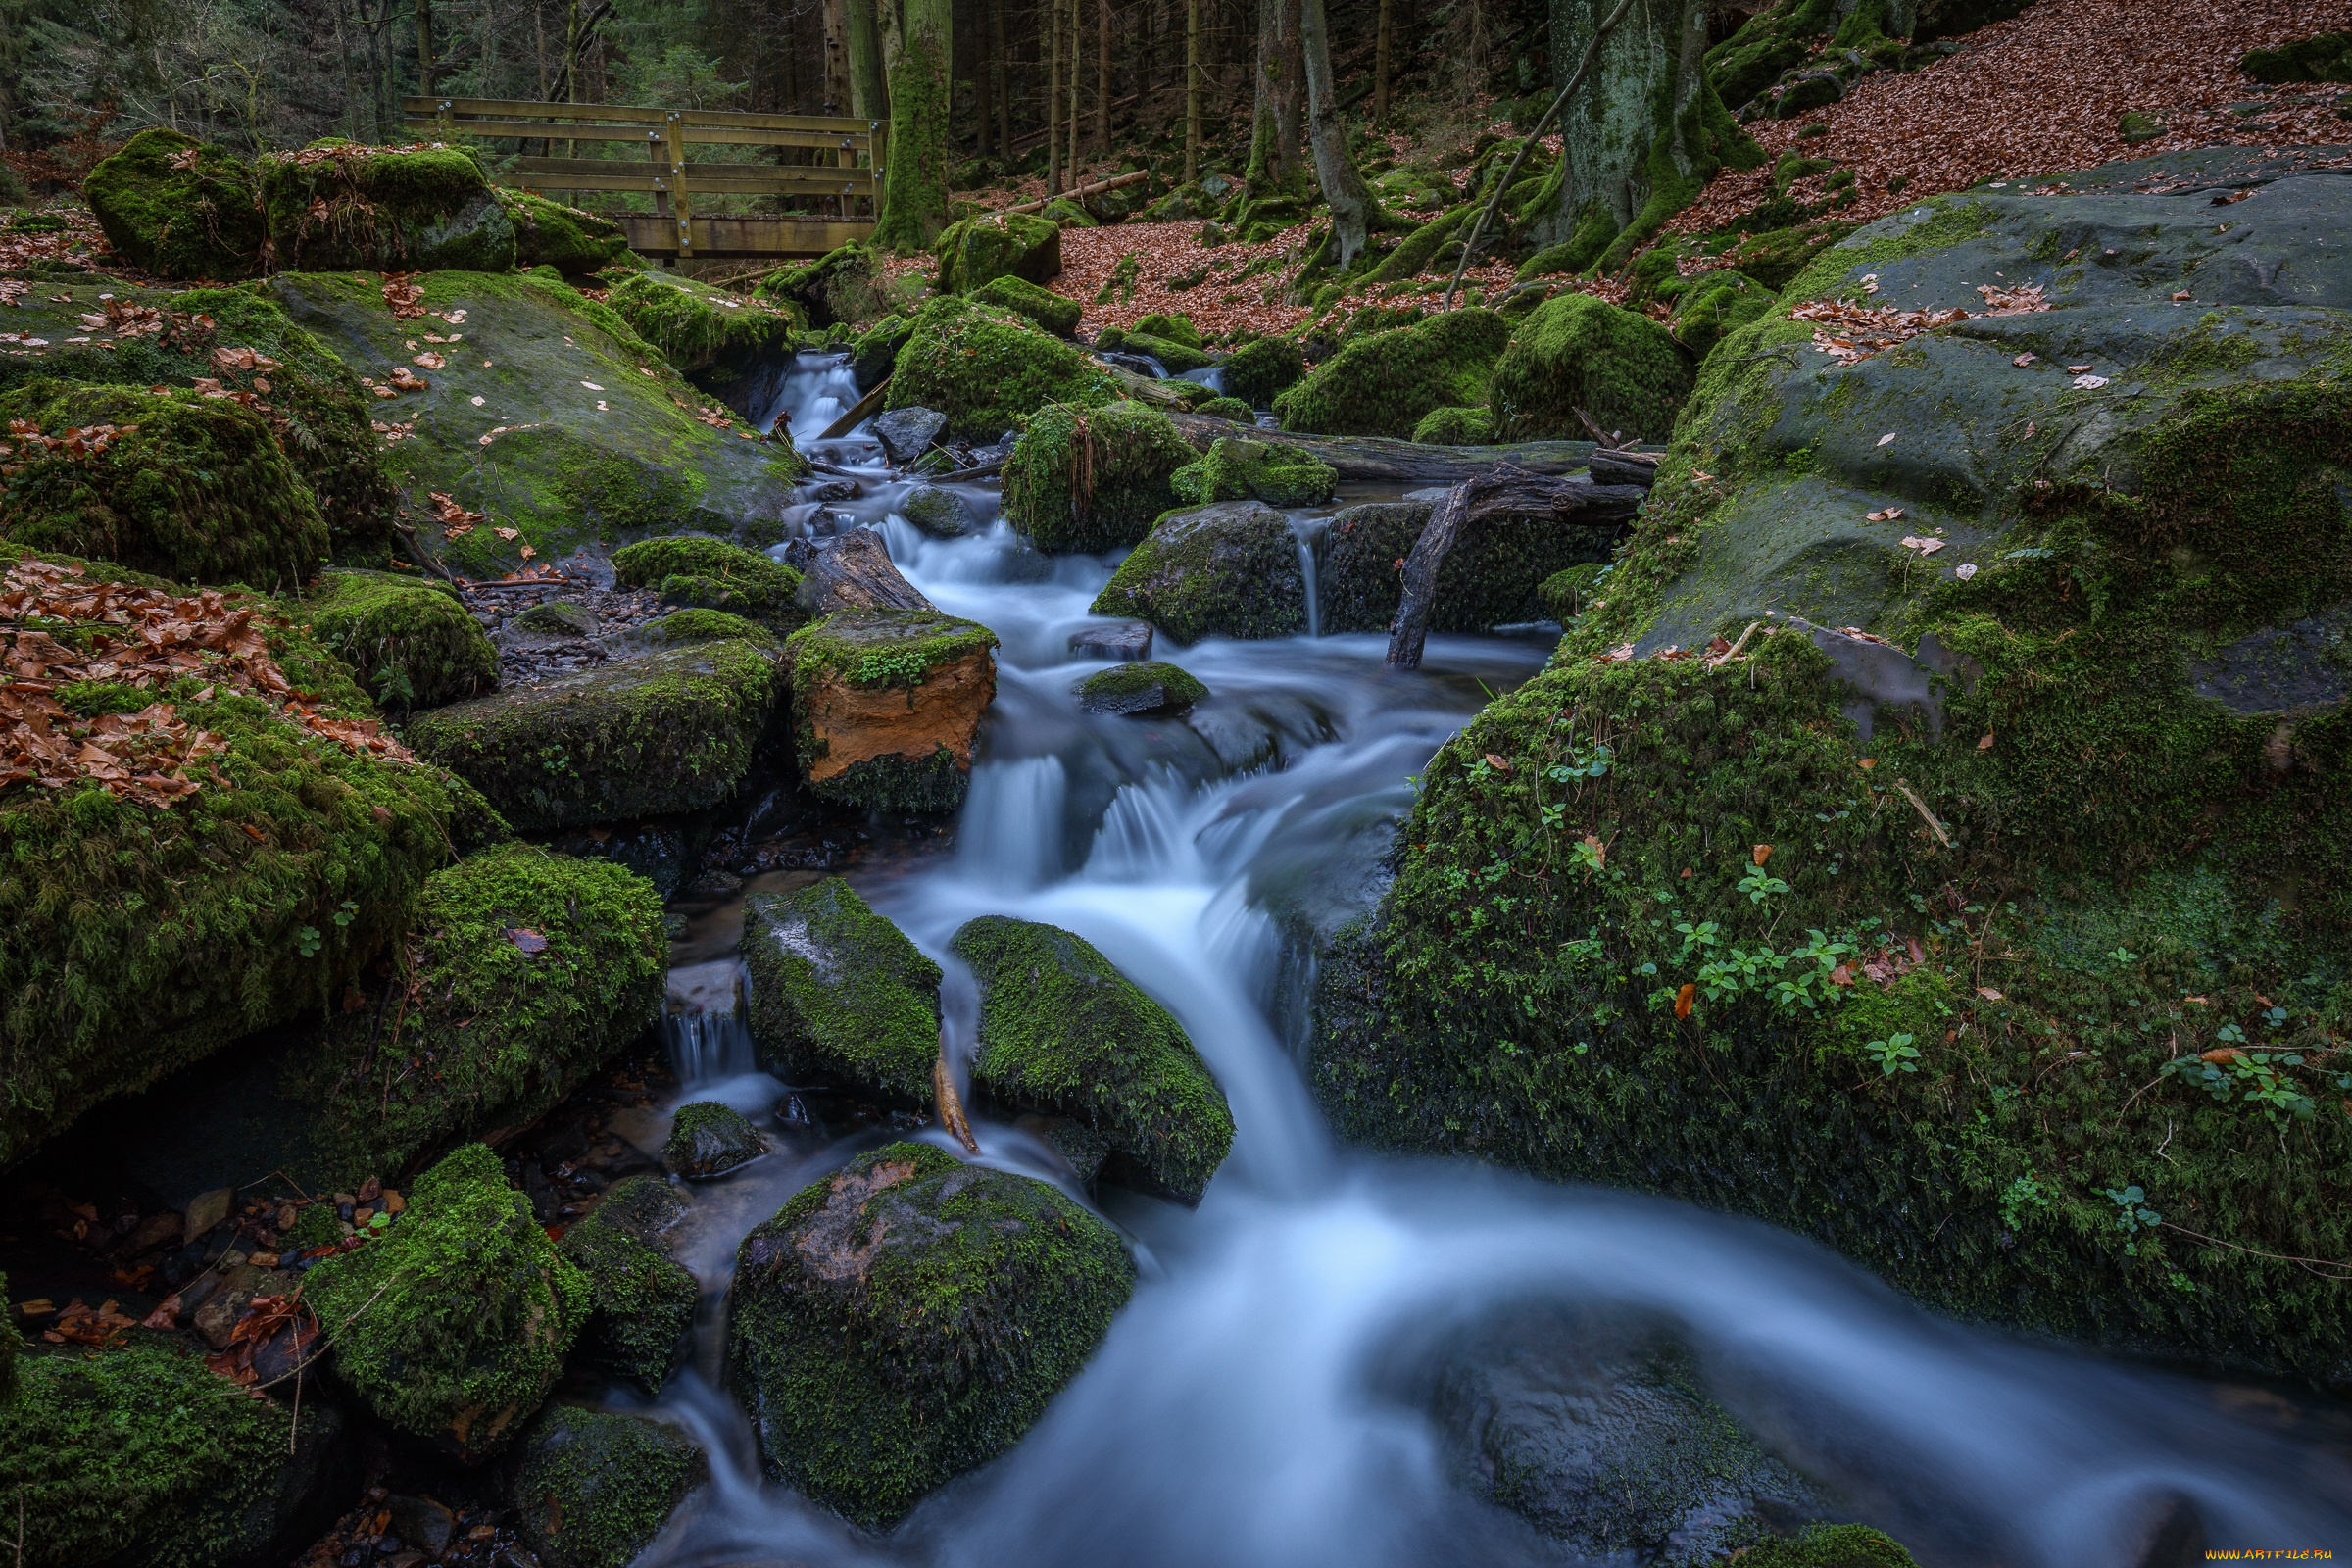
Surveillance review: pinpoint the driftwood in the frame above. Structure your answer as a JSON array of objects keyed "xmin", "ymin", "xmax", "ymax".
[
  {"xmin": 995, "ymin": 169, "xmax": 1152, "ymax": 213},
  {"xmin": 1385, "ymin": 466, "xmax": 1647, "ymax": 668},
  {"xmin": 816, "ymin": 377, "xmax": 889, "ymax": 441},
  {"xmin": 1164, "ymin": 412, "xmax": 1633, "ymax": 482},
  {"xmin": 1588, "ymin": 448, "xmax": 1662, "ymax": 487}
]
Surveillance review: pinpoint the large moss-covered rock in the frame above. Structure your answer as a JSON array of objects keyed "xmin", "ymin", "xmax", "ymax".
[
  {"xmin": 1169, "ymin": 435, "xmax": 1338, "ymax": 509},
  {"xmin": 1412, "ymin": 405, "xmax": 1496, "ymax": 445},
  {"xmin": 785, "ymin": 609, "xmax": 999, "ymax": 812},
  {"xmin": 503, "ymin": 189, "xmax": 633, "ymax": 274},
  {"xmin": 1221, "ymin": 335, "xmax": 1306, "ymax": 406},
  {"xmin": 509, "ymin": 1406, "xmax": 707, "ymax": 1568},
  {"xmin": 83, "ymin": 127, "xmax": 267, "ymax": 281},
  {"xmin": 760, "ymin": 241, "xmax": 898, "ymax": 327},
  {"xmin": 1488, "ymin": 293, "xmax": 1694, "ymax": 443},
  {"xmin": 934, "ymin": 212, "xmax": 1062, "ymax": 294},
  {"xmin": 0, "ymin": 280, "xmax": 397, "ymax": 564},
  {"xmin": 886, "ymin": 295, "xmax": 1119, "ymax": 441},
  {"xmin": 1098, "ymin": 325, "xmax": 1215, "ymax": 374},
  {"xmin": 288, "ymin": 842, "xmax": 665, "ymax": 1182},
  {"xmin": 291, "ymin": 568, "xmax": 497, "ymax": 710},
  {"xmin": 261, "ymin": 143, "xmax": 515, "ymax": 271},
  {"xmin": 306, "ymin": 1143, "xmax": 588, "ymax": 1462},
  {"xmin": 952, "ymin": 915, "xmax": 1234, "ymax": 1202},
  {"xmin": 0, "ymin": 548, "xmax": 458, "ymax": 1169},
  {"xmin": 0, "ymin": 380, "xmax": 326, "ymax": 587},
  {"xmin": 1090, "ymin": 499, "xmax": 1306, "ymax": 642},
  {"xmin": 612, "ymin": 534, "xmax": 805, "ymax": 630},
  {"xmin": 1312, "ymin": 150, "xmax": 2352, "ymax": 1388},
  {"xmin": 1003, "ymin": 399, "xmax": 1198, "ymax": 552},
  {"xmin": 560, "ymin": 1177, "xmax": 699, "ymax": 1394},
  {"xmin": 1275, "ymin": 308, "xmax": 1513, "ymax": 437},
  {"xmin": 270, "ymin": 270, "xmax": 808, "ymax": 577},
  {"xmin": 0, "ymin": 1336, "xmax": 350, "ymax": 1568},
  {"xmin": 605, "ymin": 271, "xmax": 799, "ymax": 377},
  {"xmin": 406, "ymin": 639, "xmax": 784, "ymax": 830},
  {"xmin": 742, "ymin": 876, "xmax": 943, "ymax": 1102},
  {"xmin": 1318, "ymin": 496, "xmax": 1621, "ymax": 633},
  {"xmin": 726, "ymin": 1141, "xmax": 1134, "ymax": 1529},
  {"xmin": 974, "ymin": 273, "xmax": 1083, "ymax": 335}
]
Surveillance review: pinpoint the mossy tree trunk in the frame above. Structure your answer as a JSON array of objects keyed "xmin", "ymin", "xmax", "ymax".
[
  {"xmin": 1300, "ymin": 0, "xmax": 1377, "ymax": 264},
  {"xmin": 874, "ymin": 0, "xmax": 954, "ymax": 250},
  {"xmin": 1537, "ymin": 0, "xmax": 1759, "ymax": 273},
  {"xmin": 849, "ymin": 0, "xmax": 889, "ymax": 120}
]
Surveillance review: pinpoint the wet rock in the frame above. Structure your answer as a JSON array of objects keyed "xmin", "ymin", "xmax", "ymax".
[
  {"xmin": 726, "ymin": 1141, "xmax": 1134, "ymax": 1530},
  {"xmin": 514, "ymin": 599, "xmax": 598, "ymax": 638},
  {"xmin": 550, "ymin": 818, "xmax": 701, "ymax": 896},
  {"xmin": 508, "ymin": 1405, "xmax": 707, "ymax": 1568},
  {"xmin": 291, "ymin": 569, "xmax": 499, "ymax": 711},
  {"xmin": 663, "ymin": 1101, "xmax": 769, "ymax": 1179},
  {"xmin": 901, "ymin": 483, "xmax": 979, "ymax": 538},
  {"xmin": 1489, "ymin": 292, "xmax": 1694, "ymax": 444},
  {"xmin": 794, "ymin": 525, "xmax": 936, "ymax": 614},
  {"xmin": 407, "ymin": 640, "xmax": 785, "ymax": 831},
  {"xmin": 1740, "ymin": 1525, "xmax": 1924, "ymax": 1567},
  {"xmin": 1090, "ymin": 499, "xmax": 1307, "ymax": 642},
  {"xmin": 850, "ymin": 312, "xmax": 913, "ymax": 390},
  {"xmin": 384, "ymin": 1494, "xmax": 456, "ymax": 1556},
  {"xmin": 1076, "ymin": 661, "xmax": 1209, "ymax": 716},
  {"xmin": 952, "ymin": 915, "xmax": 1236, "ymax": 1203},
  {"xmin": 933, "ymin": 211, "xmax": 1063, "ymax": 294},
  {"xmin": 742, "ymin": 876, "xmax": 943, "ymax": 1104},
  {"xmin": 304, "ymin": 1144, "xmax": 588, "ymax": 1463},
  {"xmin": 1070, "ymin": 621, "xmax": 1154, "ymax": 661},
  {"xmin": 1319, "ymin": 497, "xmax": 1620, "ymax": 633},
  {"xmin": 193, "ymin": 1261, "xmax": 299, "ymax": 1348},
  {"xmin": 184, "ymin": 1185, "xmax": 236, "ymax": 1243},
  {"xmin": 873, "ymin": 406, "xmax": 949, "ymax": 466},
  {"xmin": 559, "ymin": 1176, "xmax": 700, "ymax": 1395},
  {"xmin": 2189, "ymin": 606, "xmax": 2352, "ymax": 716},
  {"xmin": 1169, "ymin": 436, "xmax": 1339, "ymax": 509},
  {"xmin": 785, "ymin": 608, "xmax": 999, "ymax": 812},
  {"xmin": 1004, "ymin": 400, "xmax": 1198, "ymax": 553},
  {"xmin": 1022, "ymin": 1114, "xmax": 1113, "ymax": 1183}
]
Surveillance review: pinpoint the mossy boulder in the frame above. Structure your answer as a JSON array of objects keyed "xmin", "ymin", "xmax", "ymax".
[
  {"xmin": 760, "ymin": 241, "xmax": 897, "ymax": 328},
  {"xmin": 1412, "ymin": 405, "xmax": 1496, "ymax": 445},
  {"xmin": 1169, "ymin": 435, "xmax": 1338, "ymax": 509},
  {"xmin": 292, "ymin": 567, "xmax": 496, "ymax": 710},
  {"xmin": 1090, "ymin": 498, "xmax": 1306, "ymax": 642},
  {"xmin": 509, "ymin": 1406, "xmax": 707, "ymax": 1568},
  {"xmin": 1275, "ymin": 308, "xmax": 1513, "ymax": 438},
  {"xmin": 612, "ymin": 534, "xmax": 805, "ymax": 631},
  {"xmin": 0, "ymin": 548, "xmax": 459, "ymax": 1169},
  {"xmin": 901, "ymin": 482, "xmax": 979, "ymax": 537},
  {"xmin": 887, "ymin": 294, "xmax": 1119, "ymax": 441},
  {"xmin": 1221, "ymin": 335, "xmax": 1305, "ymax": 406},
  {"xmin": 1197, "ymin": 395, "xmax": 1254, "ymax": 422},
  {"xmin": 664, "ymin": 1100, "xmax": 768, "ymax": 1178},
  {"xmin": 726, "ymin": 1141, "xmax": 1134, "ymax": 1529},
  {"xmin": 785, "ymin": 609, "xmax": 1000, "ymax": 812},
  {"xmin": 1132, "ymin": 313, "xmax": 1202, "ymax": 349},
  {"xmin": 406, "ymin": 639, "xmax": 785, "ymax": 830},
  {"xmin": 850, "ymin": 311, "xmax": 914, "ymax": 390},
  {"xmin": 2240, "ymin": 32, "xmax": 2352, "ymax": 83},
  {"xmin": 559, "ymin": 1176, "xmax": 699, "ymax": 1395},
  {"xmin": 306, "ymin": 1143, "xmax": 588, "ymax": 1462},
  {"xmin": 1038, "ymin": 197, "xmax": 1098, "ymax": 228},
  {"xmin": 1004, "ymin": 399, "xmax": 1198, "ymax": 552},
  {"xmin": 973, "ymin": 273, "xmax": 1083, "ymax": 335},
  {"xmin": 934, "ymin": 211, "xmax": 1062, "ymax": 294},
  {"xmin": 1319, "ymin": 496, "xmax": 1621, "ymax": 633},
  {"xmin": 1311, "ymin": 153, "xmax": 2352, "ymax": 1388},
  {"xmin": 1488, "ymin": 293, "xmax": 1693, "ymax": 443},
  {"xmin": 604, "ymin": 271, "xmax": 799, "ymax": 377},
  {"xmin": 1668, "ymin": 270, "xmax": 1778, "ymax": 361},
  {"xmin": 639, "ymin": 607, "xmax": 776, "ymax": 646},
  {"xmin": 514, "ymin": 599, "xmax": 595, "ymax": 637},
  {"xmin": 1100, "ymin": 325, "xmax": 1215, "ymax": 374},
  {"xmin": 0, "ymin": 380, "xmax": 326, "ymax": 588},
  {"xmin": 502, "ymin": 189, "xmax": 633, "ymax": 274},
  {"xmin": 1741, "ymin": 1525, "xmax": 1921, "ymax": 1568},
  {"xmin": 270, "ymin": 270, "xmax": 807, "ymax": 577},
  {"xmin": 261, "ymin": 143, "xmax": 515, "ymax": 272},
  {"xmin": 952, "ymin": 915, "xmax": 1235, "ymax": 1202},
  {"xmin": 1075, "ymin": 660, "xmax": 1208, "ymax": 715},
  {"xmin": 289, "ymin": 842, "xmax": 665, "ymax": 1183},
  {"xmin": 0, "ymin": 1335, "xmax": 349, "ymax": 1568},
  {"xmin": 82, "ymin": 127, "xmax": 267, "ymax": 281},
  {"xmin": 742, "ymin": 875, "xmax": 943, "ymax": 1103}
]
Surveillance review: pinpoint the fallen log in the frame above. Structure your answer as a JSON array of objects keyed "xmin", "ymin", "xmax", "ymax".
[
  {"xmin": 1163, "ymin": 413, "xmax": 1635, "ymax": 483},
  {"xmin": 1386, "ymin": 466, "xmax": 1647, "ymax": 668},
  {"xmin": 995, "ymin": 169, "xmax": 1152, "ymax": 214},
  {"xmin": 816, "ymin": 377, "xmax": 889, "ymax": 441}
]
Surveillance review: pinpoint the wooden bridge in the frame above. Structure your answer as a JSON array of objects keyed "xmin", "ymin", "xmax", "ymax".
[{"xmin": 403, "ymin": 97, "xmax": 881, "ymax": 259}]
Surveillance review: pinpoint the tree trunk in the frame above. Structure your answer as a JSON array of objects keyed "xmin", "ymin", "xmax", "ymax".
[
  {"xmin": 1299, "ymin": 0, "xmax": 1373, "ymax": 263},
  {"xmin": 416, "ymin": 0, "xmax": 437, "ymax": 96},
  {"xmin": 1374, "ymin": 0, "xmax": 1392, "ymax": 118},
  {"xmin": 822, "ymin": 0, "xmax": 853, "ymax": 114},
  {"xmin": 1184, "ymin": 0, "xmax": 1201, "ymax": 184},
  {"xmin": 1048, "ymin": 0, "xmax": 1064, "ymax": 191},
  {"xmin": 873, "ymin": 0, "xmax": 955, "ymax": 249},
  {"xmin": 992, "ymin": 0, "xmax": 1009, "ymax": 153},
  {"xmin": 1097, "ymin": 0, "xmax": 1111, "ymax": 151},
  {"xmin": 1275, "ymin": 0, "xmax": 1304, "ymax": 182},
  {"xmin": 1066, "ymin": 0, "xmax": 1081, "ymax": 177},
  {"xmin": 848, "ymin": 0, "xmax": 888, "ymax": 118}
]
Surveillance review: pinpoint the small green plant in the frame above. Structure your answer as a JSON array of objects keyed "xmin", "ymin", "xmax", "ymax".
[
  {"xmin": 1998, "ymin": 1174, "xmax": 2049, "ymax": 1232},
  {"xmin": 1866, "ymin": 1032, "xmax": 1920, "ymax": 1075},
  {"xmin": 295, "ymin": 925, "xmax": 323, "ymax": 958},
  {"xmin": 1738, "ymin": 864, "xmax": 1791, "ymax": 903},
  {"xmin": 2097, "ymin": 1183, "xmax": 2163, "ymax": 1256}
]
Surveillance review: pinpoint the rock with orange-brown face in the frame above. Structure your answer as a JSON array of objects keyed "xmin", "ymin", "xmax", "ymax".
[{"xmin": 784, "ymin": 608, "xmax": 999, "ymax": 813}]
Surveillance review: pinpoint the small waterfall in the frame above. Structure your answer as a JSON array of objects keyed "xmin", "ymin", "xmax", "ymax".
[
  {"xmin": 664, "ymin": 957, "xmax": 756, "ymax": 1086},
  {"xmin": 958, "ymin": 754, "xmax": 1069, "ymax": 890},
  {"xmin": 1179, "ymin": 366, "xmax": 1226, "ymax": 395},
  {"xmin": 1083, "ymin": 770, "xmax": 1203, "ymax": 883},
  {"xmin": 759, "ymin": 352, "xmax": 865, "ymax": 445},
  {"xmin": 1287, "ymin": 514, "xmax": 1328, "ymax": 639}
]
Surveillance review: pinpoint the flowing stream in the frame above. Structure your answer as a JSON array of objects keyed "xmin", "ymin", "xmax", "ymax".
[{"xmin": 613, "ymin": 358, "xmax": 2352, "ymax": 1567}]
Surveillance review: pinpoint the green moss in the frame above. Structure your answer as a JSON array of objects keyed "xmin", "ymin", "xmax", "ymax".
[
  {"xmin": 1107, "ymin": 327, "xmax": 1216, "ymax": 374},
  {"xmin": 559, "ymin": 1176, "xmax": 698, "ymax": 1395},
  {"xmin": 973, "ymin": 273, "xmax": 1083, "ymax": 335},
  {"xmin": 1740, "ymin": 1524, "xmax": 1920, "ymax": 1568},
  {"xmin": 82, "ymin": 127, "xmax": 266, "ymax": 281},
  {"xmin": 741, "ymin": 876, "xmax": 943, "ymax": 1103},
  {"xmin": 1275, "ymin": 309, "xmax": 1513, "ymax": 438},
  {"xmin": 260, "ymin": 144, "xmax": 515, "ymax": 271},
  {"xmin": 1004, "ymin": 399, "xmax": 1198, "ymax": 551},
  {"xmin": 604, "ymin": 272, "xmax": 798, "ymax": 376},
  {"xmin": 1488, "ymin": 293, "xmax": 1693, "ymax": 443},
  {"xmin": 0, "ymin": 1337, "xmax": 292, "ymax": 1567},
  {"xmin": 2240, "ymin": 32, "xmax": 2352, "ymax": 83},
  {"xmin": 1412, "ymin": 405, "xmax": 1496, "ymax": 445},
  {"xmin": 612, "ymin": 535, "xmax": 804, "ymax": 629},
  {"xmin": 1169, "ymin": 436, "xmax": 1338, "ymax": 508},
  {"xmin": 760, "ymin": 242, "xmax": 895, "ymax": 328},
  {"xmin": 0, "ymin": 380, "xmax": 326, "ymax": 588},
  {"xmin": 933, "ymin": 211, "xmax": 1061, "ymax": 293},
  {"xmin": 407, "ymin": 640, "xmax": 784, "ymax": 830},
  {"xmin": 1371, "ymin": 207, "xmax": 1473, "ymax": 283},
  {"xmin": 289, "ymin": 842, "xmax": 665, "ymax": 1183},
  {"xmin": 292, "ymin": 568, "xmax": 496, "ymax": 710},
  {"xmin": 1220, "ymin": 335, "xmax": 1305, "ymax": 407},
  {"xmin": 952, "ymin": 915, "xmax": 1235, "ymax": 1201},
  {"xmin": 640, "ymin": 607, "xmax": 776, "ymax": 646},
  {"xmin": 0, "ymin": 1272, "xmax": 14, "ymax": 1404},
  {"xmin": 502, "ymin": 189, "xmax": 632, "ymax": 273},
  {"xmin": 1039, "ymin": 197, "xmax": 1099, "ymax": 228},
  {"xmin": 1132, "ymin": 313, "xmax": 1201, "ymax": 348},
  {"xmin": 851, "ymin": 311, "xmax": 914, "ymax": 387},
  {"xmin": 1075, "ymin": 660, "xmax": 1208, "ymax": 715},
  {"xmin": 1670, "ymin": 270, "xmax": 1778, "ymax": 362},
  {"xmin": 1092, "ymin": 499, "xmax": 1306, "ymax": 642},
  {"xmin": 511, "ymin": 1406, "xmax": 706, "ymax": 1568},
  {"xmin": 664, "ymin": 1099, "xmax": 768, "ymax": 1178},
  {"xmin": 726, "ymin": 1141, "xmax": 1135, "ymax": 1529},
  {"xmin": 1197, "ymin": 396, "xmax": 1254, "ymax": 422},
  {"xmin": 888, "ymin": 295, "xmax": 1119, "ymax": 441}
]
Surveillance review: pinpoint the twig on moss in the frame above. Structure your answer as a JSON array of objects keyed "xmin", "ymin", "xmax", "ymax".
[
  {"xmin": 2160, "ymin": 1222, "xmax": 2352, "ymax": 1282},
  {"xmin": 1890, "ymin": 776, "xmax": 1953, "ymax": 848}
]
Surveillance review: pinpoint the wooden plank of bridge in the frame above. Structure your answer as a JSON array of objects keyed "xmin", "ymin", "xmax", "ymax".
[{"xmin": 618, "ymin": 215, "xmax": 874, "ymax": 259}]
